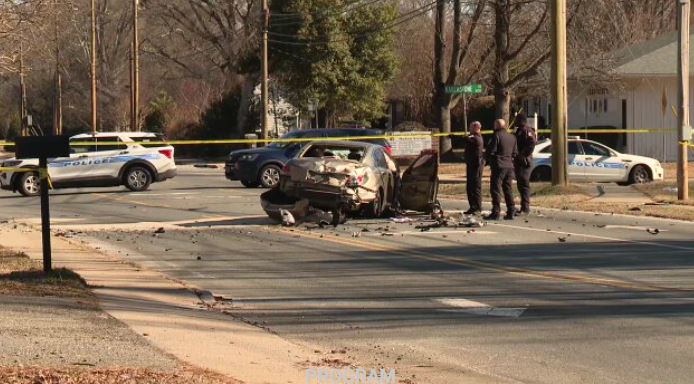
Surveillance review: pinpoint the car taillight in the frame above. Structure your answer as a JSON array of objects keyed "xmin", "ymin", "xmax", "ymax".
[
  {"xmin": 159, "ymin": 149, "xmax": 173, "ymax": 159},
  {"xmin": 384, "ymin": 146, "xmax": 393, "ymax": 155},
  {"xmin": 347, "ymin": 175, "xmax": 365, "ymax": 187},
  {"xmin": 281, "ymin": 164, "xmax": 290, "ymax": 174}
]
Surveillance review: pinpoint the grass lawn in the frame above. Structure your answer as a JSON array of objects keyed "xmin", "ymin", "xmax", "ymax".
[
  {"xmin": 0, "ymin": 366, "xmax": 241, "ymax": 384},
  {"xmin": 0, "ymin": 246, "xmax": 93, "ymax": 299}
]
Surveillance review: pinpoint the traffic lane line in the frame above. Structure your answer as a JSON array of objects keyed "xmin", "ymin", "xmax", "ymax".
[
  {"xmin": 273, "ymin": 226, "xmax": 692, "ymax": 293},
  {"xmin": 489, "ymin": 222, "xmax": 694, "ymax": 252}
]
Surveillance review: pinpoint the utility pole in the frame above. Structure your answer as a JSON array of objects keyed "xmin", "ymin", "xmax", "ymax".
[
  {"xmin": 131, "ymin": 0, "xmax": 140, "ymax": 132},
  {"xmin": 677, "ymin": 0, "xmax": 691, "ymax": 201},
  {"xmin": 550, "ymin": 0, "xmax": 568, "ymax": 186},
  {"xmin": 53, "ymin": 0, "xmax": 63, "ymax": 136},
  {"xmin": 19, "ymin": 41, "xmax": 27, "ymax": 137},
  {"xmin": 261, "ymin": 0, "xmax": 270, "ymax": 140},
  {"xmin": 90, "ymin": 0, "xmax": 97, "ymax": 135}
]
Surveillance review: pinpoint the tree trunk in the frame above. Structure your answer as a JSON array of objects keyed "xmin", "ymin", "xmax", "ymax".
[
  {"xmin": 439, "ymin": 104, "xmax": 452, "ymax": 154},
  {"xmin": 493, "ymin": 0, "xmax": 511, "ymax": 122},
  {"xmin": 434, "ymin": 0, "xmax": 451, "ymax": 155},
  {"xmin": 494, "ymin": 85, "xmax": 511, "ymax": 122}
]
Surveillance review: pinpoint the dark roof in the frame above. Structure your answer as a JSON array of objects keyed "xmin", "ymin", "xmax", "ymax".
[{"xmin": 612, "ymin": 31, "xmax": 694, "ymax": 76}]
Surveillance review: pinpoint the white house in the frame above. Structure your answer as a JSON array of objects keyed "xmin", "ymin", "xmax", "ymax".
[{"xmin": 522, "ymin": 31, "xmax": 694, "ymax": 162}]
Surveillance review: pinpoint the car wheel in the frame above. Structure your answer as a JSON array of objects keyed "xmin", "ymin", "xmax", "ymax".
[
  {"xmin": 124, "ymin": 166, "xmax": 152, "ymax": 192},
  {"xmin": 241, "ymin": 180, "xmax": 260, "ymax": 188},
  {"xmin": 628, "ymin": 165, "xmax": 651, "ymax": 184},
  {"xmin": 530, "ymin": 166, "xmax": 551, "ymax": 182},
  {"xmin": 331, "ymin": 207, "xmax": 348, "ymax": 226},
  {"xmin": 259, "ymin": 164, "xmax": 281, "ymax": 188},
  {"xmin": 365, "ymin": 189, "xmax": 384, "ymax": 218},
  {"xmin": 17, "ymin": 172, "xmax": 40, "ymax": 197}
]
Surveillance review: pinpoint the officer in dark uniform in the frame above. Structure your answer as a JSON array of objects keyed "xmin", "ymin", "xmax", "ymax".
[
  {"xmin": 513, "ymin": 114, "xmax": 537, "ymax": 215},
  {"xmin": 464, "ymin": 121, "xmax": 484, "ymax": 215},
  {"xmin": 485, "ymin": 119, "xmax": 517, "ymax": 220}
]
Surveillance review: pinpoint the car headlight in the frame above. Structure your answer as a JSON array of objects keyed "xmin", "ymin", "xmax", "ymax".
[
  {"xmin": 1, "ymin": 160, "xmax": 22, "ymax": 168},
  {"xmin": 239, "ymin": 154, "xmax": 259, "ymax": 161}
]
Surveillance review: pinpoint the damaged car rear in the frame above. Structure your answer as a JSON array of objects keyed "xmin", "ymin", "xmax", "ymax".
[{"xmin": 262, "ymin": 141, "xmax": 439, "ymax": 225}]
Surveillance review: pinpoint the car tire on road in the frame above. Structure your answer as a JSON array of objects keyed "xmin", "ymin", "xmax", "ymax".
[
  {"xmin": 364, "ymin": 189, "xmax": 384, "ymax": 218},
  {"xmin": 17, "ymin": 172, "xmax": 40, "ymax": 197},
  {"xmin": 628, "ymin": 165, "xmax": 651, "ymax": 185},
  {"xmin": 259, "ymin": 164, "xmax": 281, "ymax": 188},
  {"xmin": 241, "ymin": 180, "xmax": 260, "ymax": 188},
  {"xmin": 124, "ymin": 166, "xmax": 152, "ymax": 192}
]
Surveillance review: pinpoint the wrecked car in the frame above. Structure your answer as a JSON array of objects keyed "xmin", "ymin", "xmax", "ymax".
[{"xmin": 262, "ymin": 141, "xmax": 439, "ymax": 225}]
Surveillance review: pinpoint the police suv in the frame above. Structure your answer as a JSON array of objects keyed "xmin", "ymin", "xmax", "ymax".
[
  {"xmin": 0, "ymin": 132, "xmax": 177, "ymax": 196},
  {"xmin": 531, "ymin": 137, "xmax": 664, "ymax": 184}
]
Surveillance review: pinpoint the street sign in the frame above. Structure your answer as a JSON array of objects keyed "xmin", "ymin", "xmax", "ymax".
[
  {"xmin": 15, "ymin": 135, "xmax": 70, "ymax": 273},
  {"xmin": 445, "ymin": 84, "xmax": 484, "ymax": 94}
]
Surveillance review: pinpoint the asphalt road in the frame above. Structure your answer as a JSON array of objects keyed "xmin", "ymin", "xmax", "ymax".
[{"xmin": 2, "ymin": 166, "xmax": 694, "ymax": 384}]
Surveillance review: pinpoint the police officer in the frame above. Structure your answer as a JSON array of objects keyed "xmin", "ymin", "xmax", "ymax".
[
  {"xmin": 513, "ymin": 114, "xmax": 537, "ymax": 215},
  {"xmin": 485, "ymin": 119, "xmax": 517, "ymax": 221},
  {"xmin": 464, "ymin": 121, "xmax": 484, "ymax": 215}
]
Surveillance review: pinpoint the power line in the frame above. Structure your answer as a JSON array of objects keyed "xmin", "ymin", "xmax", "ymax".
[{"xmin": 268, "ymin": 1, "xmax": 437, "ymax": 46}]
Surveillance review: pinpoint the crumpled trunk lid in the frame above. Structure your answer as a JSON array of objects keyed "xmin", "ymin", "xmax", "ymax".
[{"xmin": 285, "ymin": 158, "xmax": 368, "ymax": 188}]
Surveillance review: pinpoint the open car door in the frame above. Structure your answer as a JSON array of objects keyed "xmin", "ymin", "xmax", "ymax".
[{"xmin": 398, "ymin": 150, "xmax": 439, "ymax": 212}]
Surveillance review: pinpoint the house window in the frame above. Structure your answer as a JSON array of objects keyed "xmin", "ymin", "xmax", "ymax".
[
  {"xmin": 593, "ymin": 99, "xmax": 598, "ymax": 113},
  {"xmin": 604, "ymin": 98, "xmax": 608, "ymax": 112}
]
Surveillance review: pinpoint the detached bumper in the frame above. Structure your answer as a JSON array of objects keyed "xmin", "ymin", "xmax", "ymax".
[{"xmin": 280, "ymin": 177, "xmax": 374, "ymax": 212}]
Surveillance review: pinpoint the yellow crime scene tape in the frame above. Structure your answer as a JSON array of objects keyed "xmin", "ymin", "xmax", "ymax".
[
  {"xmin": 0, "ymin": 167, "xmax": 53, "ymax": 189},
  {"xmin": 0, "ymin": 128, "xmax": 681, "ymax": 148}
]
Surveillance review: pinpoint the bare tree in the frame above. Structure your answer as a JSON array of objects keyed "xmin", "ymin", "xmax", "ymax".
[
  {"xmin": 142, "ymin": 0, "xmax": 261, "ymax": 136},
  {"xmin": 434, "ymin": 0, "xmax": 491, "ymax": 154}
]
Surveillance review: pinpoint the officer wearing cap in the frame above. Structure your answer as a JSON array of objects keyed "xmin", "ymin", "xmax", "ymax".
[
  {"xmin": 513, "ymin": 114, "xmax": 537, "ymax": 215},
  {"xmin": 485, "ymin": 119, "xmax": 517, "ymax": 220}
]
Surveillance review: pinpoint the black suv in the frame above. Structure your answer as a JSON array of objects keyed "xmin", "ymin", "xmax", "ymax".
[{"xmin": 225, "ymin": 128, "xmax": 392, "ymax": 188}]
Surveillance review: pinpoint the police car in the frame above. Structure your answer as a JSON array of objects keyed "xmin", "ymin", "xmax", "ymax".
[
  {"xmin": 531, "ymin": 138, "xmax": 664, "ymax": 184},
  {"xmin": 0, "ymin": 132, "xmax": 177, "ymax": 196}
]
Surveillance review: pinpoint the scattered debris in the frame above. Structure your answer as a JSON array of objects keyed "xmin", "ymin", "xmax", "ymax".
[
  {"xmin": 558, "ymin": 236, "xmax": 567, "ymax": 243},
  {"xmin": 154, "ymin": 227, "xmax": 165, "ymax": 234},
  {"xmin": 390, "ymin": 217, "xmax": 415, "ymax": 223},
  {"xmin": 629, "ymin": 207, "xmax": 642, "ymax": 212},
  {"xmin": 351, "ymin": 232, "xmax": 361, "ymax": 238},
  {"xmin": 646, "ymin": 228, "xmax": 660, "ymax": 235},
  {"xmin": 280, "ymin": 209, "xmax": 296, "ymax": 227}
]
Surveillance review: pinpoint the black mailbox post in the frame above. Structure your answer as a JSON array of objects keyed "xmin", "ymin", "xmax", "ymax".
[{"xmin": 15, "ymin": 136, "xmax": 70, "ymax": 273}]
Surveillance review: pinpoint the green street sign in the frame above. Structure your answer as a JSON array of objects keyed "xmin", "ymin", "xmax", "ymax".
[{"xmin": 445, "ymin": 84, "xmax": 484, "ymax": 94}]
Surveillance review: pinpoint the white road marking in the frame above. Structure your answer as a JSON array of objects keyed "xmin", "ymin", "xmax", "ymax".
[
  {"xmin": 434, "ymin": 298, "xmax": 526, "ymax": 318},
  {"xmin": 123, "ymin": 192, "xmax": 200, "ymax": 196},
  {"xmin": 492, "ymin": 223, "xmax": 694, "ymax": 252}
]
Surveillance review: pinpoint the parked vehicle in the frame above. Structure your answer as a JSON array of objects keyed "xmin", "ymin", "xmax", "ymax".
[
  {"xmin": 225, "ymin": 128, "xmax": 392, "ymax": 188},
  {"xmin": 0, "ymin": 132, "xmax": 176, "ymax": 196},
  {"xmin": 269, "ymin": 141, "xmax": 438, "ymax": 225},
  {"xmin": 531, "ymin": 138, "xmax": 664, "ymax": 184}
]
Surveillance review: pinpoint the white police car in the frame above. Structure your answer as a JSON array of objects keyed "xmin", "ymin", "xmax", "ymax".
[
  {"xmin": 0, "ymin": 132, "xmax": 177, "ymax": 196},
  {"xmin": 531, "ymin": 138, "xmax": 664, "ymax": 184}
]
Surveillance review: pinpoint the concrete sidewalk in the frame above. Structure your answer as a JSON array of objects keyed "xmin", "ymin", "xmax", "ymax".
[{"xmin": 0, "ymin": 223, "xmax": 317, "ymax": 384}]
